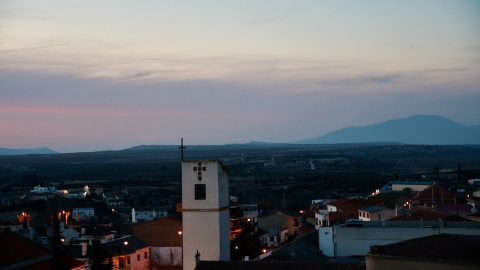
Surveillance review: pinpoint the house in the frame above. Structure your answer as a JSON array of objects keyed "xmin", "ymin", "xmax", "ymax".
[
  {"xmin": 319, "ymin": 219, "xmax": 480, "ymax": 257},
  {"xmin": 384, "ymin": 181, "xmax": 432, "ymax": 192},
  {"xmin": 72, "ymin": 207, "xmax": 95, "ymax": 223},
  {"xmin": 411, "ymin": 181, "xmax": 456, "ymax": 206},
  {"xmin": 358, "ymin": 206, "xmax": 395, "ymax": 221},
  {"xmin": 366, "ymin": 234, "xmax": 480, "ymax": 270},
  {"xmin": 260, "ymin": 228, "xmax": 289, "ymax": 248},
  {"xmin": 319, "ymin": 198, "xmax": 385, "ymax": 226},
  {"xmin": 129, "ymin": 214, "xmax": 183, "ymax": 270},
  {"xmin": 105, "ymin": 194, "xmax": 125, "ymax": 207},
  {"xmin": 30, "ymin": 222, "xmax": 80, "ymax": 246},
  {"xmin": 132, "ymin": 207, "xmax": 168, "ymax": 223},
  {"xmin": 262, "ymin": 231, "xmax": 328, "ymax": 262},
  {"xmin": 69, "ymin": 235, "xmax": 150, "ymax": 270},
  {"xmin": 27, "ymin": 192, "xmax": 55, "ymax": 202},
  {"xmin": 258, "ymin": 210, "xmax": 302, "ymax": 245},
  {"xmin": 31, "ymin": 185, "xmax": 56, "ymax": 193},
  {"xmin": 0, "ymin": 228, "xmax": 85, "ymax": 270},
  {"xmin": 0, "ymin": 219, "xmax": 24, "ymax": 232},
  {"xmin": 230, "ymin": 203, "xmax": 259, "ymax": 240}
]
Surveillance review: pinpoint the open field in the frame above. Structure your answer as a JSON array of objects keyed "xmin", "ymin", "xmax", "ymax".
[{"xmin": 1, "ymin": 143, "xmax": 479, "ymax": 212}]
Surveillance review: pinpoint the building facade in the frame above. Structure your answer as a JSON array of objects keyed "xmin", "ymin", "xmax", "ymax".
[{"xmin": 181, "ymin": 160, "xmax": 230, "ymax": 270}]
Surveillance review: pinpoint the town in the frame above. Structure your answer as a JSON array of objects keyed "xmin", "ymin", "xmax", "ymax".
[{"xmin": 1, "ymin": 143, "xmax": 480, "ymax": 270}]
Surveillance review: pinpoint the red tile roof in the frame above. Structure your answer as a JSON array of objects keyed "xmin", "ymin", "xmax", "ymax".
[
  {"xmin": 0, "ymin": 229, "xmax": 84, "ymax": 270},
  {"xmin": 413, "ymin": 182, "xmax": 455, "ymax": 201},
  {"xmin": 328, "ymin": 198, "xmax": 385, "ymax": 224},
  {"xmin": 129, "ymin": 214, "xmax": 183, "ymax": 247}
]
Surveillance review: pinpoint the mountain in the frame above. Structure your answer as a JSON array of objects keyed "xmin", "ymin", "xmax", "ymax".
[
  {"xmin": 296, "ymin": 115, "xmax": 480, "ymax": 145},
  {"xmin": 0, "ymin": 147, "xmax": 57, "ymax": 155}
]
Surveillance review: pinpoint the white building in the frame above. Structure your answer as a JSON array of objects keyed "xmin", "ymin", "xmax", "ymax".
[
  {"xmin": 131, "ymin": 207, "xmax": 168, "ymax": 223},
  {"xmin": 72, "ymin": 207, "xmax": 95, "ymax": 223},
  {"xmin": 31, "ymin": 185, "xmax": 56, "ymax": 193},
  {"xmin": 181, "ymin": 160, "xmax": 230, "ymax": 270},
  {"xmin": 358, "ymin": 206, "xmax": 395, "ymax": 221},
  {"xmin": 319, "ymin": 220, "xmax": 480, "ymax": 257}
]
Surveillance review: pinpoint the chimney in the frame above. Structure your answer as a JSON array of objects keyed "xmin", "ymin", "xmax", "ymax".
[{"xmin": 82, "ymin": 240, "xmax": 88, "ymax": 256}]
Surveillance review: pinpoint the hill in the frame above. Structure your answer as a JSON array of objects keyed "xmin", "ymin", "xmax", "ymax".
[
  {"xmin": 0, "ymin": 147, "xmax": 57, "ymax": 155},
  {"xmin": 297, "ymin": 115, "xmax": 480, "ymax": 145}
]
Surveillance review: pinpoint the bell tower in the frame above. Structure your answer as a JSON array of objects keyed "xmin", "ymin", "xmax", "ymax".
[{"xmin": 181, "ymin": 159, "xmax": 230, "ymax": 270}]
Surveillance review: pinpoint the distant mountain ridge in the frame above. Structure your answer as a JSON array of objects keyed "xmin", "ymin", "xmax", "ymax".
[
  {"xmin": 0, "ymin": 147, "xmax": 57, "ymax": 155},
  {"xmin": 296, "ymin": 115, "xmax": 480, "ymax": 145}
]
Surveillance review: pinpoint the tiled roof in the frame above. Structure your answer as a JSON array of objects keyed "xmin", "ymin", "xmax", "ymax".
[
  {"xmin": 0, "ymin": 229, "xmax": 51, "ymax": 267},
  {"xmin": 258, "ymin": 211, "xmax": 299, "ymax": 231},
  {"xmin": 390, "ymin": 181, "xmax": 432, "ymax": 185},
  {"xmin": 263, "ymin": 231, "xmax": 328, "ymax": 262},
  {"xmin": 130, "ymin": 214, "xmax": 183, "ymax": 247},
  {"xmin": 0, "ymin": 229, "xmax": 84, "ymax": 269},
  {"xmin": 359, "ymin": 206, "xmax": 384, "ymax": 213},
  {"xmin": 68, "ymin": 235, "xmax": 151, "ymax": 259},
  {"xmin": 195, "ymin": 261, "xmax": 365, "ymax": 270},
  {"xmin": 388, "ymin": 207, "xmax": 469, "ymax": 221},
  {"xmin": 369, "ymin": 234, "xmax": 480, "ymax": 263},
  {"xmin": 413, "ymin": 182, "xmax": 455, "ymax": 200}
]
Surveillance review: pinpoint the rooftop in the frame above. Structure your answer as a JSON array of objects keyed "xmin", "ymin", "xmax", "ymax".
[
  {"xmin": 369, "ymin": 234, "xmax": 480, "ymax": 263},
  {"xmin": 195, "ymin": 261, "xmax": 365, "ymax": 270},
  {"xmin": 359, "ymin": 206, "xmax": 385, "ymax": 213}
]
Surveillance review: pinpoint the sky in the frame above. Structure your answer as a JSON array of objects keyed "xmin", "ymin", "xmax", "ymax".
[{"xmin": 1, "ymin": 1, "xmax": 479, "ymax": 153}]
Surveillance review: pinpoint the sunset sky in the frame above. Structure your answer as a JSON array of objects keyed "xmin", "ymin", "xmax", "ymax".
[{"xmin": 1, "ymin": 1, "xmax": 479, "ymax": 153}]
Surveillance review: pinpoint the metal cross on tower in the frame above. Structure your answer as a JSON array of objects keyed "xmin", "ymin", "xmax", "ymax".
[{"xmin": 179, "ymin": 138, "xmax": 186, "ymax": 160}]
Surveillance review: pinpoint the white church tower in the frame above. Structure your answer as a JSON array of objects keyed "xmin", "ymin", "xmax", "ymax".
[{"xmin": 182, "ymin": 160, "xmax": 230, "ymax": 270}]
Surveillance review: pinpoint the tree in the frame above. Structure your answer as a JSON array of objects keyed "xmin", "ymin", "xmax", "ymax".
[
  {"xmin": 87, "ymin": 238, "xmax": 113, "ymax": 270},
  {"xmin": 230, "ymin": 222, "xmax": 264, "ymax": 261},
  {"xmin": 49, "ymin": 211, "xmax": 66, "ymax": 270}
]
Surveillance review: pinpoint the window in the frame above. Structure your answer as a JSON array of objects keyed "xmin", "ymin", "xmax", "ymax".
[
  {"xmin": 137, "ymin": 254, "xmax": 140, "ymax": 261},
  {"xmin": 195, "ymin": 184, "xmax": 206, "ymax": 200},
  {"xmin": 144, "ymin": 251, "xmax": 148, "ymax": 259},
  {"xmin": 127, "ymin": 257, "xmax": 130, "ymax": 264}
]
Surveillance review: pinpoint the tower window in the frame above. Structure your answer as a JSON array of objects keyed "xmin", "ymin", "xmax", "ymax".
[{"xmin": 195, "ymin": 184, "xmax": 206, "ymax": 200}]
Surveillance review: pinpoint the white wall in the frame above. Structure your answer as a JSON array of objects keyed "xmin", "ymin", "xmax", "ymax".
[
  {"xmin": 319, "ymin": 224, "xmax": 480, "ymax": 257},
  {"xmin": 182, "ymin": 160, "xmax": 230, "ymax": 270}
]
